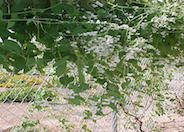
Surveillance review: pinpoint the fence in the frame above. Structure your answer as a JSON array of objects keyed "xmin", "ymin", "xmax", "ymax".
[
  {"xmin": 0, "ymin": 66, "xmax": 184, "ymax": 132},
  {"xmin": 0, "ymin": 69, "xmax": 116, "ymax": 131}
]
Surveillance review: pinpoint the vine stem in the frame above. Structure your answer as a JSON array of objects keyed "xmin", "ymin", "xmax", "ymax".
[{"xmin": 123, "ymin": 108, "xmax": 144, "ymax": 132}]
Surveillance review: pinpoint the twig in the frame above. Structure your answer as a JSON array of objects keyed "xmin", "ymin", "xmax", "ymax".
[
  {"xmin": 123, "ymin": 108, "xmax": 144, "ymax": 132},
  {"xmin": 140, "ymin": 95, "xmax": 153, "ymax": 119}
]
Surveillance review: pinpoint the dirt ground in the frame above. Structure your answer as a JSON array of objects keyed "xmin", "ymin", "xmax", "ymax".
[
  {"xmin": 0, "ymin": 101, "xmax": 184, "ymax": 132},
  {"xmin": 0, "ymin": 68, "xmax": 184, "ymax": 131},
  {"xmin": 0, "ymin": 102, "xmax": 112, "ymax": 132}
]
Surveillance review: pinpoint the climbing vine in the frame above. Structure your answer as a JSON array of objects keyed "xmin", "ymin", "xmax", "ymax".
[{"xmin": 0, "ymin": 0, "xmax": 184, "ymax": 130}]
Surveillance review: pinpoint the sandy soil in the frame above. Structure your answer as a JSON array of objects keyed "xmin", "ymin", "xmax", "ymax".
[
  {"xmin": 0, "ymin": 102, "xmax": 112, "ymax": 132},
  {"xmin": 0, "ymin": 100, "xmax": 184, "ymax": 132}
]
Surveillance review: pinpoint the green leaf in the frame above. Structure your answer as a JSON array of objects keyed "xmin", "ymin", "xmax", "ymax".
[
  {"xmin": 50, "ymin": 0, "xmax": 61, "ymax": 14},
  {"xmin": 108, "ymin": 0, "xmax": 115, "ymax": 3},
  {"xmin": 0, "ymin": 27, "xmax": 10, "ymax": 40},
  {"xmin": 77, "ymin": 58, "xmax": 85, "ymax": 83},
  {"xmin": 2, "ymin": 40, "xmax": 22, "ymax": 56},
  {"xmin": 0, "ymin": 10, "xmax": 3, "ymax": 20},
  {"xmin": 141, "ymin": 0, "xmax": 148, "ymax": 3},
  {"xmin": 54, "ymin": 56, "xmax": 69, "ymax": 76},
  {"xmin": 120, "ymin": 30, "xmax": 127, "ymax": 44},
  {"xmin": 0, "ymin": 55, "xmax": 4, "ymax": 63},
  {"xmin": 108, "ymin": 102, "xmax": 118, "ymax": 112},
  {"xmin": 67, "ymin": 95, "xmax": 85, "ymax": 105},
  {"xmin": 83, "ymin": 110, "xmax": 92, "ymax": 120},
  {"xmin": 71, "ymin": 25, "xmax": 87, "ymax": 35},
  {"xmin": 80, "ymin": 83, "xmax": 89, "ymax": 92},
  {"xmin": 0, "ymin": 1, "xmax": 3, "ymax": 6},
  {"xmin": 7, "ymin": 22, "xmax": 15, "ymax": 29},
  {"xmin": 25, "ymin": 57, "xmax": 36, "ymax": 72},
  {"xmin": 60, "ymin": 75, "xmax": 74, "ymax": 86},
  {"xmin": 97, "ymin": 9, "xmax": 108, "ymax": 18},
  {"xmin": 79, "ymin": 70, "xmax": 85, "ymax": 85},
  {"xmin": 36, "ymin": 59, "xmax": 45, "ymax": 73},
  {"xmin": 107, "ymin": 83, "xmax": 119, "ymax": 92},
  {"xmin": 96, "ymin": 78, "xmax": 106, "ymax": 85},
  {"xmin": 121, "ymin": 78, "xmax": 131, "ymax": 88},
  {"xmin": 55, "ymin": 63, "xmax": 67, "ymax": 76},
  {"xmin": 82, "ymin": 124, "xmax": 92, "ymax": 132},
  {"xmin": 7, "ymin": 14, "xmax": 17, "ymax": 29},
  {"xmin": 0, "ymin": 40, "xmax": 26, "ymax": 72},
  {"xmin": 12, "ymin": 55, "xmax": 26, "ymax": 72},
  {"xmin": 156, "ymin": 102, "xmax": 165, "ymax": 115},
  {"xmin": 128, "ymin": 59, "xmax": 142, "ymax": 72},
  {"xmin": 11, "ymin": 0, "xmax": 32, "ymax": 12},
  {"xmin": 59, "ymin": 40, "xmax": 76, "ymax": 61},
  {"xmin": 24, "ymin": 42, "xmax": 41, "ymax": 57},
  {"xmin": 96, "ymin": 109, "xmax": 104, "ymax": 116},
  {"xmin": 32, "ymin": 0, "xmax": 49, "ymax": 9},
  {"xmin": 106, "ymin": 83, "xmax": 121, "ymax": 99},
  {"xmin": 104, "ymin": 69, "xmax": 114, "ymax": 82}
]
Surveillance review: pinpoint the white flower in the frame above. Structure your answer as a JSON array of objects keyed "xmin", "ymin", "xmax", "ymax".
[
  {"xmin": 95, "ymin": 1, "xmax": 103, "ymax": 7},
  {"xmin": 55, "ymin": 36, "xmax": 63, "ymax": 42},
  {"xmin": 82, "ymin": 31, "xmax": 98, "ymax": 36}
]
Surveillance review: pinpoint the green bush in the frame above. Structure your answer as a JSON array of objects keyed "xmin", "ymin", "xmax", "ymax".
[
  {"xmin": 0, "ymin": 87, "xmax": 57, "ymax": 102},
  {"xmin": 0, "ymin": 73, "xmax": 43, "ymax": 88}
]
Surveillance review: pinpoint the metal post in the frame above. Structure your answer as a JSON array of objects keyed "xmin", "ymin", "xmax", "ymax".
[{"xmin": 112, "ymin": 110, "xmax": 118, "ymax": 132}]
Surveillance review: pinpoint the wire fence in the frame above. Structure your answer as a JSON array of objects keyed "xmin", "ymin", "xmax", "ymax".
[
  {"xmin": 0, "ymin": 66, "xmax": 184, "ymax": 132},
  {"xmin": 0, "ymin": 69, "xmax": 115, "ymax": 131}
]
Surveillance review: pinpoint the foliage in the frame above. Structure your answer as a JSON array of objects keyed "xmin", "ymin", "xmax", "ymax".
[
  {"xmin": 12, "ymin": 116, "xmax": 41, "ymax": 132},
  {"xmin": 0, "ymin": 73, "xmax": 57, "ymax": 102},
  {"xmin": 82, "ymin": 124, "xmax": 92, "ymax": 132},
  {"xmin": 51, "ymin": 114, "xmax": 75, "ymax": 131},
  {"xmin": 21, "ymin": 117, "xmax": 40, "ymax": 130},
  {"xmin": 0, "ymin": 0, "xmax": 184, "ymax": 130},
  {"xmin": 0, "ymin": 87, "xmax": 57, "ymax": 102},
  {"xmin": 0, "ymin": 73, "xmax": 43, "ymax": 88}
]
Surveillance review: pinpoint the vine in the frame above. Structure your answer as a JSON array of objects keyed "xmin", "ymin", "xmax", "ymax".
[{"xmin": 0, "ymin": 0, "xmax": 184, "ymax": 131}]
